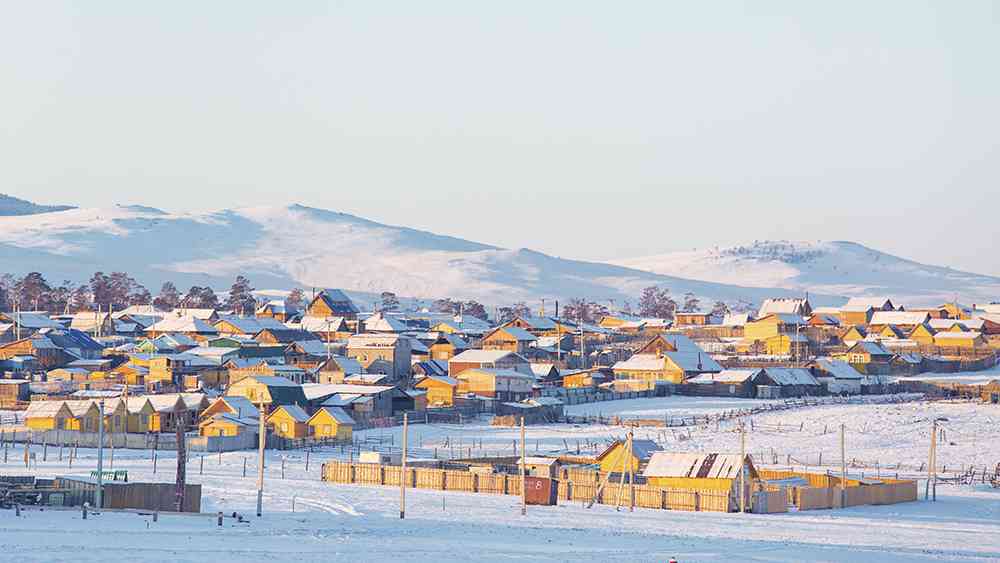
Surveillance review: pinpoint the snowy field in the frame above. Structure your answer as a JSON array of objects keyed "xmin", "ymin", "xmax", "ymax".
[
  {"xmin": 2, "ymin": 396, "xmax": 1000, "ymax": 562},
  {"xmin": 898, "ymin": 364, "xmax": 1000, "ymax": 385},
  {"xmin": 564, "ymin": 396, "xmax": 782, "ymax": 418}
]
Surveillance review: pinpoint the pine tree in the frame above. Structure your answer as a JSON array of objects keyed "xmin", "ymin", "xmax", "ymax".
[
  {"xmin": 154, "ymin": 282, "xmax": 181, "ymax": 310},
  {"xmin": 226, "ymin": 275, "xmax": 256, "ymax": 315},
  {"xmin": 380, "ymin": 291, "xmax": 400, "ymax": 312}
]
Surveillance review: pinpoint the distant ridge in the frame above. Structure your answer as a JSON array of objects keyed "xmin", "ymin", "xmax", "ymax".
[{"xmin": 0, "ymin": 193, "xmax": 75, "ymax": 216}]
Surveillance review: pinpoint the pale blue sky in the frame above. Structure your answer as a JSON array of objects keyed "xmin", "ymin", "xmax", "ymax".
[{"xmin": 2, "ymin": 2, "xmax": 998, "ymax": 273}]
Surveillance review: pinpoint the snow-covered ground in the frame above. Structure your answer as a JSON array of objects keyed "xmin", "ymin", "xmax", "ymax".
[
  {"xmin": 565, "ymin": 396, "xmax": 782, "ymax": 418},
  {"xmin": 3, "ymin": 396, "xmax": 1000, "ymax": 561}
]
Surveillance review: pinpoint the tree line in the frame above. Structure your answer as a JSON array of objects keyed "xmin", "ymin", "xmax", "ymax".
[{"xmin": 0, "ymin": 271, "xmax": 278, "ymax": 315}]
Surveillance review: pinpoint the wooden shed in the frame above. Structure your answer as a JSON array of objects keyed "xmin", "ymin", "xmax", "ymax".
[{"xmin": 643, "ymin": 452, "xmax": 758, "ymax": 504}]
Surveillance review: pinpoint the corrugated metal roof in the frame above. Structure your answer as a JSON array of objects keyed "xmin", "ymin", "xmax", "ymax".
[{"xmin": 643, "ymin": 452, "xmax": 749, "ymax": 479}]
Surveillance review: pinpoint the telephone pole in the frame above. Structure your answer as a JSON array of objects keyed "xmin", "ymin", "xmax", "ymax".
[
  {"xmin": 96, "ymin": 399, "xmax": 105, "ymax": 510},
  {"xmin": 927, "ymin": 418, "xmax": 946, "ymax": 501},
  {"xmin": 739, "ymin": 421, "xmax": 746, "ymax": 513},
  {"xmin": 840, "ymin": 423, "xmax": 847, "ymax": 507},
  {"xmin": 400, "ymin": 413, "xmax": 408, "ymax": 519},
  {"xmin": 257, "ymin": 403, "xmax": 267, "ymax": 517},
  {"xmin": 520, "ymin": 416, "xmax": 526, "ymax": 516}
]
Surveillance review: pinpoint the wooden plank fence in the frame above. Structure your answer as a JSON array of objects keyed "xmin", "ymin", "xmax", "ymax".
[{"xmin": 321, "ymin": 461, "xmax": 733, "ymax": 512}]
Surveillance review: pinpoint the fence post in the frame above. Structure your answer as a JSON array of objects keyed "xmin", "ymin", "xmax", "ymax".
[{"xmin": 694, "ymin": 491, "xmax": 700, "ymax": 512}]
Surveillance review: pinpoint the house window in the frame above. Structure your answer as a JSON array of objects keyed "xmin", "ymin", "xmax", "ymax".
[
  {"xmin": 141, "ymin": 415, "xmax": 149, "ymax": 425},
  {"xmin": 323, "ymin": 425, "xmax": 331, "ymax": 434},
  {"xmin": 280, "ymin": 422, "xmax": 288, "ymax": 433}
]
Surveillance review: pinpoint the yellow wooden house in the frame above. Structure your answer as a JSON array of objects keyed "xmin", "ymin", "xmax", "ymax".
[
  {"xmin": 307, "ymin": 406, "xmax": 355, "ymax": 441},
  {"xmin": 24, "ymin": 401, "xmax": 72, "ymax": 431},
  {"xmin": 414, "ymin": 375, "xmax": 459, "ymax": 407},
  {"xmin": 933, "ymin": 331, "xmax": 986, "ymax": 349},
  {"xmin": 267, "ymin": 404, "xmax": 311, "ymax": 439},
  {"xmin": 840, "ymin": 326, "xmax": 867, "ymax": 346},
  {"xmin": 199, "ymin": 413, "xmax": 258, "ymax": 437},
  {"xmin": 595, "ymin": 439, "xmax": 662, "ymax": 474},
  {"xmin": 101, "ymin": 399, "xmax": 129, "ymax": 434},
  {"xmin": 909, "ymin": 323, "xmax": 936, "ymax": 345},
  {"xmin": 201, "ymin": 396, "xmax": 260, "ymax": 421},
  {"xmin": 64, "ymin": 400, "xmax": 101, "ymax": 432},
  {"xmin": 764, "ymin": 334, "xmax": 809, "ymax": 356},
  {"xmin": 123, "ymin": 397, "xmax": 155, "ymax": 433}
]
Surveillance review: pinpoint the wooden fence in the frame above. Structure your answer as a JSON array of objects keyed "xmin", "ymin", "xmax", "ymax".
[
  {"xmin": 321, "ymin": 461, "xmax": 733, "ymax": 512},
  {"xmin": 758, "ymin": 469, "xmax": 917, "ymax": 510}
]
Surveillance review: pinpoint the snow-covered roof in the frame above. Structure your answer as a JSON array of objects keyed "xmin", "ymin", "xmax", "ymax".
[
  {"xmin": 494, "ymin": 326, "xmax": 537, "ymax": 341},
  {"xmin": 721, "ymin": 313, "xmax": 752, "ymax": 327},
  {"xmin": 757, "ymin": 298, "xmax": 809, "ymax": 317},
  {"xmin": 214, "ymin": 396, "xmax": 260, "ymax": 418},
  {"xmin": 934, "ymin": 331, "xmax": 982, "ymax": 340},
  {"xmin": 762, "ymin": 368, "xmax": 820, "ymax": 386},
  {"xmin": 245, "ymin": 375, "xmax": 300, "ymax": 387},
  {"xmin": 688, "ymin": 369, "xmax": 761, "ymax": 384},
  {"xmin": 842, "ymin": 297, "xmax": 893, "ymax": 312},
  {"xmin": 311, "ymin": 406, "xmax": 355, "ymax": 425},
  {"xmin": 147, "ymin": 316, "xmax": 218, "ymax": 334},
  {"xmin": 643, "ymin": 452, "xmax": 748, "ymax": 479},
  {"xmin": 869, "ymin": 311, "xmax": 929, "ymax": 326},
  {"xmin": 457, "ymin": 368, "xmax": 534, "ymax": 381},
  {"xmin": 296, "ymin": 316, "xmax": 347, "ymax": 333},
  {"xmin": 301, "ymin": 383, "xmax": 395, "ymax": 401},
  {"xmin": 450, "ymin": 349, "xmax": 524, "ymax": 364},
  {"xmin": 848, "ymin": 341, "xmax": 892, "ymax": 355},
  {"xmin": 811, "ymin": 359, "xmax": 862, "ymax": 380},
  {"xmin": 25, "ymin": 401, "xmax": 68, "ymax": 418},
  {"xmin": 596, "ymin": 439, "xmax": 661, "ymax": 462},
  {"xmin": 271, "ymin": 404, "xmax": 309, "ymax": 422},
  {"xmin": 363, "ymin": 313, "xmax": 409, "ymax": 333}
]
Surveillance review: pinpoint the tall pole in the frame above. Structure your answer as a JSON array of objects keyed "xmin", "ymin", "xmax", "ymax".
[
  {"xmin": 929, "ymin": 419, "xmax": 939, "ymax": 501},
  {"xmin": 840, "ymin": 423, "xmax": 847, "ymax": 507},
  {"xmin": 400, "ymin": 412, "xmax": 408, "ymax": 519},
  {"xmin": 520, "ymin": 416, "xmax": 526, "ymax": 516},
  {"xmin": 257, "ymin": 403, "xmax": 267, "ymax": 517},
  {"xmin": 175, "ymin": 411, "xmax": 186, "ymax": 512},
  {"xmin": 96, "ymin": 399, "xmax": 105, "ymax": 510},
  {"xmin": 739, "ymin": 421, "xmax": 746, "ymax": 513},
  {"xmin": 628, "ymin": 431, "xmax": 635, "ymax": 512}
]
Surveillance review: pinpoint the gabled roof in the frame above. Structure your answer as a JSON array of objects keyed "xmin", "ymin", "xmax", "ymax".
[
  {"xmin": 450, "ymin": 349, "xmax": 526, "ymax": 364},
  {"xmin": 25, "ymin": 400, "xmax": 70, "ymax": 418},
  {"xmin": 643, "ymin": 452, "xmax": 754, "ymax": 480},
  {"xmin": 721, "ymin": 313, "xmax": 753, "ymax": 327},
  {"xmin": 843, "ymin": 297, "xmax": 894, "ymax": 312},
  {"xmin": 762, "ymin": 368, "xmax": 820, "ymax": 386},
  {"xmin": 596, "ymin": 439, "xmax": 661, "ymax": 462},
  {"xmin": 847, "ymin": 341, "xmax": 893, "ymax": 356},
  {"xmin": 757, "ymin": 298, "xmax": 810, "ymax": 317},
  {"xmin": 309, "ymin": 406, "xmax": 355, "ymax": 425},
  {"xmin": 363, "ymin": 312, "xmax": 408, "ymax": 333},
  {"xmin": 147, "ymin": 316, "xmax": 218, "ymax": 334},
  {"xmin": 269, "ymin": 404, "xmax": 309, "ymax": 423},
  {"xmin": 295, "ymin": 316, "xmax": 348, "ymax": 333},
  {"xmin": 211, "ymin": 396, "xmax": 260, "ymax": 418},
  {"xmin": 869, "ymin": 311, "xmax": 929, "ymax": 326},
  {"xmin": 486, "ymin": 326, "xmax": 537, "ymax": 342},
  {"xmin": 688, "ymin": 369, "xmax": 762, "ymax": 384},
  {"xmin": 811, "ymin": 359, "xmax": 863, "ymax": 380},
  {"xmin": 310, "ymin": 289, "xmax": 360, "ymax": 315},
  {"xmin": 416, "ymin": 375, "xmax": 459, "ymax": 387}
]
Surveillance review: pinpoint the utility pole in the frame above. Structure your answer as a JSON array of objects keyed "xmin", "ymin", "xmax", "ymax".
[
  {"xmin": 739, "ymin": 421, "xmax": 746, "ymax": 513},
  {"xmin": 520, "ymin": 416, "xmax": 526, "ymax": 516},
  {"xmin": 257, "ymin": 403, "xmax": 267, "ymax": 517},
  {"xmin": 840, "ymin": 423, "xmax": 847, "ymax": 508},
  {"xmin": 175, "ymin": 411, "xmax": 187, "ymax": 512},
  {"xmin": 400, "ymin": 412, "xmax": 408, "ymax": 519},
  {"xmin": 96, "ymin": 399, "xmax": 105, "ymax": 511},
  {"xmin": 928, "ymin": 418, "xmax": 940, "ymax": 501},
  {"xmin": 628, "ymin": 431, "xmax": 635, "ymax": 512}
]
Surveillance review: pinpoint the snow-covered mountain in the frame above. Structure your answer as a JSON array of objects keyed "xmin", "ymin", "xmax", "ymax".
[
  {"xmin": 0, "ymin": 203, "xmax": 808, "ymax": 307},
  {"xmin": 615, "ymin": 240, "xmax": 1000, "ymax": 306},
  {"xmin": 0, "ymin": 193, "xmax": 75, "ymax": 216}
]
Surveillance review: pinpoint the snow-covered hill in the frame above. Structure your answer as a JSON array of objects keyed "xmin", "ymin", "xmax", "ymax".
[
  {"xmin": 0, "ymin": 204, "xmax": 804, "ymax": 306},
  {"xmin": 0, "ymin": 193, "xmax": 75, "ymax": 216},
  {"xmin": 615, "ymin": 240, "xmax": 1000, "ymax": 306}
]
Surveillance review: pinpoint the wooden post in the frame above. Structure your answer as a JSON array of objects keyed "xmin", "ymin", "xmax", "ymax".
[
  {"xmin": 257, "ymin": 403, "xmax": 266, "ymax": 517},
  {"xmin": 740, "ymin": 422, "xmax": 746, "ymax": 513},
  {"xmin": 520, "ymin": 416, "xmax": 526, "ymax": 516},
  {"xmin": 840, "ymin": 423, "xmax": 847, "ymax": 508},
  {"xmin": 400, "ymin": 412, "xmax": 408, "ymax": 519}
]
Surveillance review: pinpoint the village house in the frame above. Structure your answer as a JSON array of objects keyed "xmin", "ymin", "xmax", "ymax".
[
  {"xmin": 307, "ymin": 406, "xmax": 355, "ymax": 441},
  {"xmin": 868, "ymin": 311, "xmax": 930, "ymax": 330},
  {"xmin": 480, "ymin": 326, "xmax": 537, "ymax": 354},
  {"xmin": 362, "ymin": 312, "xmax": 409, "ymax": 333},
  {"xmin": 0, "ymin": 379, "xmax": 30, "ymax": 408},
  {"xmin": 809, "ymin": 358, "xmax": 863, "ymax": 394},
  {"xmin": 347, "ymin": 333, "xmax": 412, "ymax": 381},
  {"xmin": 295, "ymin": 316, "xmax": 352, "ymax": 341},
  {"xmin": 840, "ymin": 341, "xmax": 894, "ymax": 374},
  {"xmin": 199, "ymin": 413, "xmax": 258, "ymax": 437},
  {"xmin": 255, "ymin": 299, "xmax": 297, "ymax": 323},
  {"xmin": 305, "ymin": 289, "xmax": 359, "ymax": 321},
  {"xmin": 24, "ymin": 401, "xmax": 72, "ymax": 430},
  {"xmin": 145, "ymin": 316, "xmax": 219, "ymax": 339},
  {"xmin": 612, "ymin": 334, "xmax": 721, "ymax": 385},
  {"xmin": 213, "ymin": 315, "xmax": 287, "ymax": 336},
  {"xmin": 226, "ymin": 375, "xmax": 308, "ymax": 407},
  {"xmin": 448, "ymin": 349, "xmax": 531, "ymax": 376},
  {"xmin": 933, "ymin": 330, "xmax": 987, "ymax": 349},
  {"xmin": 267, "ymin": 404, "xmax": 311, "ymax": 439},
  {"xmin": 414, "ymin": 375, "xmax": 459, "ymax": 407},
  {"xmin": 455, "ymin": 368, "xmax": 533, "ymax": 401},
  {"xmin": 301, "ymin": 383, "xmax": 397, "ymax": 420},
  {"xmin": 427, "ymin": 333, "xmax": 469, "ymax": 361},
  {"xmin": 596, "ymin": 439, "xmax": 662, "ymax": 474},
  {"xmin": 840, "ymin": 297, "xmax": 895, "ymax": 326},
  {"xmin": 757, "ymin": 298, "xmax": 812, "ymax": 318},
  {"xmin": 313, "ymin": 355, "xmax": 364, "ymax": 384}
]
